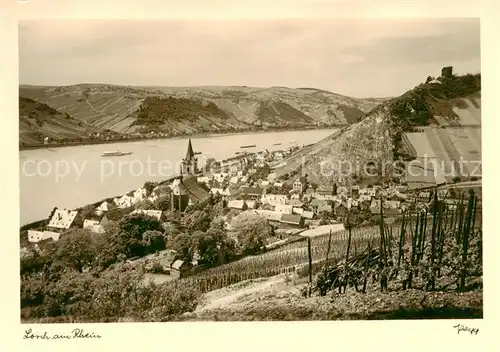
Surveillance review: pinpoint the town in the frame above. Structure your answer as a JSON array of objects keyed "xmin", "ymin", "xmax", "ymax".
[{"xmin": 22, "ymin": 137, "xmax": 469, "ymax": 280}]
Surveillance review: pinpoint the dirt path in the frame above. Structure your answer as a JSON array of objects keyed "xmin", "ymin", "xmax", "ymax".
[{"xmin": 195, "ymin": 274, "xmax": 298, "ymax": 312}]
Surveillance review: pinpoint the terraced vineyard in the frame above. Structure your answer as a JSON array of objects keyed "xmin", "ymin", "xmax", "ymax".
[{"xmin": 180, "ymin": 223, "xmax": 408, "ymax": 293}]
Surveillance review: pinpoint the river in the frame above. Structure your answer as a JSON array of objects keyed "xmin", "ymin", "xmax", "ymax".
[{"xmin": 19, "ymin": 129, "xmax": 337, "ymax": 225}]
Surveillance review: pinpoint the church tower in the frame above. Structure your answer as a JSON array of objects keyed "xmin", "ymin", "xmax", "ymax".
[{"xmin": 180, "ymin": 138, "xmax": 198, "ymax": 177}]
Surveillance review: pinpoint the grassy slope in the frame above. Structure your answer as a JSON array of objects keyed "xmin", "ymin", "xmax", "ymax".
[
  {"xmin": 19, "ymin": 97, "xmax": 101, "ymax": 146},
  {"xmin": 275, "ymin": 73, "xmax": 481, "ymax": 185},
  {"xmin": 19, "ymin": 84, "xmax": 384, "ymax": 134},
  {"xmin": 184, "ymin": 274, "xmax": 482, "ymax": 321}
]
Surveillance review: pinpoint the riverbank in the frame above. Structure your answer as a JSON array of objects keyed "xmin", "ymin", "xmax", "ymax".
[{"xmin": 19, "ymin": 125, "xmax": 345, "ymax": 151}]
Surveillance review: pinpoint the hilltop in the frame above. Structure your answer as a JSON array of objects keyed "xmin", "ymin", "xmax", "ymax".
[
  {"xmin": 18, "ymin": 97, "xmax": 103, "ymax": 146},
  {"xmin": 19, "ymin": 84, "xmax": 387, "ymax": 137},
  {"xmin": 275, "ymin": 70, "xmax": 481, "ymax": 185}
]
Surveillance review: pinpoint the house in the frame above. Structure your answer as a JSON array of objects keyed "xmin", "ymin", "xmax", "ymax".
[
  {"xmin": 47, "ymin": 208, "xmax": 79, "ymax": 231},
  {"xmin": 302, "ymin": 211, "xmax": 314, "ymax": 220},
  {"xmin": 305, "ymin": 185, "xmax": 315, "ymax": 195},
  {"xmin": 333, "ymin": 201, "xmax": 348, "ymax": 218},
  {"xmin": 359, "ymin": 195, "xmax": 372, "ymax": 211},
  {"xmin": 170, "ymin": 259, "xmax": 192, "ymax": 278},
  {"xmin": 230, "ymin": 165, "xmax": 239, "ymax": 175},
  {"xmin": 254, "ymin": 210, "xmax": 282, "ymax": 223},
  {"xmin": 115, "ymin": 194, "xmax": 134, "ymax": 208},
  {"xmin": 267, "ymin": 172, "xmax": 277, "ymax": 182},
  {"xmin": 245, "ymin": 200, "xmax": 257, "ymax": 209},
  {"xmin": 131, "ymin": 209, "xmax": 163, "ymax": 221},
  {"xmin": 83, "ymin": 219, "xmax": 106, "ymax": 234},
  {"xmin": 95, "ymin": 201, "xmax": 110, "ymax": 215},
  {"xmin": 280, "ymin": 214, "xmax": 304, "ymax": 228},
  {"xmin": 229, "ymin": 176, "xmax": 240, "ymax": 185},
  {"xmin": 274, "ymin": 204, "xmax": 293, "ymax": 214},
  {"xmin": 337, "ymin": 186, "xmax": 348, "ymax": 197},
  {"xmin": 288, "ymin": 199, "xmax": 304, "ymax": 207},
  {"xmin": 290, "ymin": 193, "xmax": 301, "ymax": 200},
  {"xmin": 227, "ymin": 200, "xmax": 248, "ymax": 211},
  {"xmin": 197, "ymin": 176, "xmax": 211, "ymax": 184},
  {"xmin": 133, "ymin": 188, "xmax": 148, "ymax": 203},
  {"xmin": 240, "ymin": 176, "xmax": 248, "ymax": 183},
  {"xmin": 351, "ymin": 185, "xmax": 360, "ymax": 199},
  {"xmin": 273, "ymin": 182, "xmax": 283, "ymax": 188},
  {"xmin": 28, "ymin": 230, "xmax": 61, "ymax": 243},
  {"xmin": 213, "ymin": 172, "xmax": 229, "ymax": 183},
  {"xmin": 261, "ymin": 194, "xmax": 288, "ymax": 206},
  {"xmin": 310, "ymin": 199, "xmax": 330, "ymax": 215},
  {"xmin": 242, "ymin": 186, "xmax": 264, "ymax": 200},
  {"xmin": 316, "ymin": 185, "xmax": 334, "ymax": 196},
  {"xmin": 370, "ymin": 199, "xmax": 400, "ymax": 217},
  {"xmin": 293, "ymin": 178, "xmax": 306, "ymax": 194},
  {"xmin": 261, "ymin": 180, "xmax": 270, "ymax": 188}
]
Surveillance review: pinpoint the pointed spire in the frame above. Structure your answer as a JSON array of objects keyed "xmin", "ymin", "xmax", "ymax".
[{"xmin": 186, "ymin": 138, "xmax": 195, "ymax": 160}]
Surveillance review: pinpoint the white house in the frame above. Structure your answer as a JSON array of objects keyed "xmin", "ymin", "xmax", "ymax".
[
  {"xmin": 28, "ymin": 230, "xmax": 61, "ymax": 243},
  {"xmin": 95, "ymin": 201, "xmax": 110, "ymax": 215},
  {"xmin": 83, "ymin": 219, "xmax": 106, "ymax": 234},
  {"xmin": 261, "ymin": 194, "xmax": 288, "ymax": 206},
  {"xmin": 197, "ymin": 176, "xmax": 211, "ymax": 184},
  {"xmin": 131, "ymin": 209, "xmax": 163, "ymax": 221},
  {"xmin": 115, "ymin": 194, "xmax": 134, "ymax": 208},
  {"xmin": 48, "ymin": 208, "xmax": 79, "ymax": 230},
  {"xmin": 229, "ymin": 176, "xmax": 240, "ymax": 185},
  {"xmin": 274, "ymin": 204, "xmax": 293, "ymax": 214},
  {"xmin": 293, "ymin": 178, "xmax": 305, "ymax": 193},
  {"xmin": 133, "ymin": 188, "xmax": 148, "ymax": 203}
]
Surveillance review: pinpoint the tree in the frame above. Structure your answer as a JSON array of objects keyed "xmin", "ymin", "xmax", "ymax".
[
  {"xmin": 54, "ymin": 228, "xmax": 97, "ymax": 272},
  {"xmin": 117, "ymin": 213, "xmax": 164, "ymax": 258},
  {"xmin": 142, "ymin": 230, "xmax": 166, "ymax": 253},
  {"xmin": 205, "ymin": 157, "xmax": 217, "ymax": 171},
  {"xmin": 135, "ymin": 199, "xmax": 155, "ymax": 210},
  {"xmin": 168, "ymin": 232, "xmax": 195, "ymax": 262},
  {"xmin": 143, "ymin": 181, "xmax": 157, "ymax": 196},
  {"xmin": 185, "ymin": 210, "xmax": 212, "ymax": 233},
  {"xmin": 232, "ymin": 211, "xmax": 271, "ymax": 254},
  {"xmin": 79, "ymin": 204, "xmax": 96, "ymax": 220},
  {"xmin": 193, "ymin": 217, "xmax": 236, "ymax": 265},
  {"xmin": 155, "ymin": 196, "xmax": 172, "ymax": 211}
]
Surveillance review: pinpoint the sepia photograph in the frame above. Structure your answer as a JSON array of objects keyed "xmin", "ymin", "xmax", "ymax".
[{"xmin": 17, "ymin": 17, "xmax": 482, "ymax": 323}]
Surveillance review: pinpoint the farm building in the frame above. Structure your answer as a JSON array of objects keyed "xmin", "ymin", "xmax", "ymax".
[{"xmin": 170, "ymin": 259, "xmax": 192, "ymax": 278}]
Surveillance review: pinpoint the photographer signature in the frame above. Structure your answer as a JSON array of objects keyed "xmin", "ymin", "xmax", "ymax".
[{"xmin": 453, "ymin": 324, "xmax": 479, "ymax": 335}]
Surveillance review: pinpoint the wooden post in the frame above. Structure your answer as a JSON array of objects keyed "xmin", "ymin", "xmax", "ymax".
[
  {"xmin": 344, "ymin": 226, "xmax": 352, "ymax": 293},
  {"xmin": 307, "ymin": 237, "xmax": 313, "ymax": 297},
  {"xmin": 324, "ymin": 230, "xmax": 332, "ymax": 272}
]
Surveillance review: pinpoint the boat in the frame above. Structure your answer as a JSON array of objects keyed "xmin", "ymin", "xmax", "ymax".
[
  {"xmin": 240, "ymin": 144, "xmax": 256, "ymax": 149},
  {"xmin": 273, "ymin": 143, "xmax": 282, "ymax": 146},
  {"xmin": 101, "ymin": 150, "xmax": 133, "ymax": 157},
  {"xmin": 194, "ymin": 152, "xmax": 202, "ymax": 155}
]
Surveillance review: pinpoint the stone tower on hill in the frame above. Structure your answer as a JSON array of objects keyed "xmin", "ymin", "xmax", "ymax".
[
  {"xmin": 441, "ymin": 66, "xmax": 453, "ymax": 78},
  {"xmin": 180, "ymin": 138, "xmax": 199, "ymax": 177}
]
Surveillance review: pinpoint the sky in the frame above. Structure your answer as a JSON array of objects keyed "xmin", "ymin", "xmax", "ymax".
[{"xmin": 18, "ymin": 19, "xmax": 480, "ymax": 98}]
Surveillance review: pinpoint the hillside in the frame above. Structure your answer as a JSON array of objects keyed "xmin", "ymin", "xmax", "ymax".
[
  {"xmin": 18, "ymin": 97, "xmax": 101, "ymax": 146},
  {"xmin": 19, "ymin": 84, "xmax": 386, "ymax": 135},
  {"xmin": 275, "ymin": 71, "xmax": 481, "ymax": 185}
]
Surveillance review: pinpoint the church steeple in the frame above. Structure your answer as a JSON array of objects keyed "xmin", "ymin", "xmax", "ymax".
[
  {"xmin": 180, "ymin": 138, "xmax": 198, "ymax": 177},
  {"xmin": 186, "ymin": 138, "xmax": 195, "ymax": 160}
]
